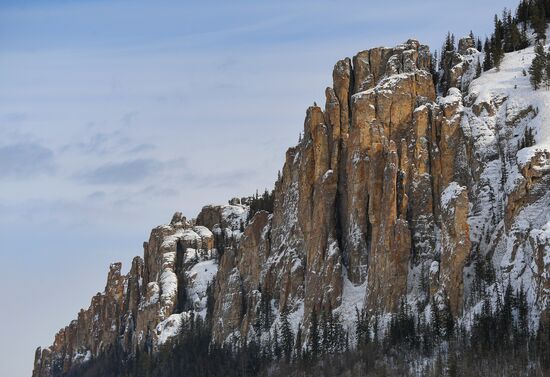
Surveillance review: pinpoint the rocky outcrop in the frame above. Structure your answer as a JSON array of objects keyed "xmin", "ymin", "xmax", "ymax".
[
  {"xmin": 33, "ymin": 37, "xmax": 550, "ymax": 377},
  {"xmin": 33, "ymin": 263, "xmax": 126, "ymax": 377},
  {"xmin": 32, "ymin": 208, "xmax": 235, "ymax": 377},
  {"xmin": 440, "ymin": 36, "xmax": 480, "ymax": 93}
]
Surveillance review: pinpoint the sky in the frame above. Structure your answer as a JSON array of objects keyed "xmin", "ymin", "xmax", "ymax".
[{"xmin": 0, "ymin": 1, "xmax": 519, "ymax": 376}]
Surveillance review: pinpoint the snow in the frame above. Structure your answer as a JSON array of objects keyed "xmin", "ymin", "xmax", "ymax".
[
  {"xmin": 468, "ymin": 45, "xmax": 550, "ymax": 166},
  {"xmin": 154, "ymin": 225, "xmax": 219, "ymax": 343},
  {"xmin": 186, "ymin": 259, "xmax": 218, "ymax": 318},
  {"xmin": 353, "ymin": 72, "xmax": 419, "ymax": 101},
  {"xmin": 72, "ymin": 350, "xmax": 91, "ymax": 364},
  {"xmin": 438, "ymin": 87, "xmax": 462, "ymax": 106},
  {"xmin": 193, "ymin": 225, "xmax": 213, "ymax": 239},
  {"xmin": 161, "ymin": 228, "xmax": 201, "ymax": 249},
  {"xmin": 142, "ymin": 282, "xmax": 160, "ymax": 307},
  {"xmin": 440, "ymin": 182, "xmax": 465, "ymax": 209},
  {"xmin": 429, "ymin": 261, "xmax": 440, "ymax": 275},
  {"xmin": 221, "ymin": 204, "xmax": 248, "ymax": 230},
  {"xmin": 159, "ymin": 251, "xmax": 178, "ymax": 309},
  {"xmin": 333, "ymin": 269, "xmax": 368, "ymax": 342},
  {"xmin": 156, "ymin": 312, "xmax": 191, "ymax": 345},
  {"xmin": 159, "ymin": 269, "xmax": 177, "ymax": 304},
  {"xmin": 322, "ymin": 169, "xmax": 333, "ymax": 182}
]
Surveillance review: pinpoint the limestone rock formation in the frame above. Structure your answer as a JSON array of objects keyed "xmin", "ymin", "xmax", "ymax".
[
  {"xmin": 33, "ymin": 38, "xmax": 550, "ymax": 377},
  {"xmin": 32, "ymin": 207, "xmax": 245, "ymax": 377}
]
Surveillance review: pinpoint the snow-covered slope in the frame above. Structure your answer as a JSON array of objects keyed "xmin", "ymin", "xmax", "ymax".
[
  {"xmin": 462, "ymin": 44, "xmax": 550, "ymax": 327},
  {"xmin": 469, "ymin": 44, "xmax": 550, "ymax": 164}
]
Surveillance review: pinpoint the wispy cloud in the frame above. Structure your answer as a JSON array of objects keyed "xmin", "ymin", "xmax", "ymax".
[
  {"xmin": 0, "ymin": 142, "xmax": 55, "ymax": 178},
  {"xmin": 1, "ymin": 112, "xmax": 26, "ymax": 122},
  {"xmin": 86, "ymin": 190, "xmax": 106, "ymax": 201},
  {"xmin": 77, "ymin": 158, "xmax": 163, "ymax": 184},
  {"xmin": 125, "ymin": 143, "xmax": 156, "ymax": 154},
  {"xmin": 121, "ymin": 111, "xmax": 139, "ymax": 128}
]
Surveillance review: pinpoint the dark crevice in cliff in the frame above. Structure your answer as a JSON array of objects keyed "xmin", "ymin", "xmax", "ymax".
[{"xmin": 175, "ymin": 240, "xmax": 189, "ymax": 314}]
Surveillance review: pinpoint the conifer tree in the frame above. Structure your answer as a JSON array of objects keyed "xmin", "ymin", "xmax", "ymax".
[
  {"xmin": 532, "ymin": 2, "xmax": 547, "ymax": 42},
  {"xmin": 544, "ymin": 48, "xmax": 550, "ymax": 89},
  {"xmin": 441, "ymin": 296, "xmax": 455, "ymax": 340},
  {"xmin": 330, "ymin": 312, "xmax": 345, "ymax": 352},
  {"xmin": 500, "ymin": 281, "xmax": 514, "ymax": 341},
  {"xmin": 280, "ymin": 304, "xmax": 294, "ymax": 362},
  {"xmin": 502, "ymin": 10, "xmax": 513, "ymax": 52},
  {"xmin": 307, "ymin": 309, "xmax": 320, "ymax": 359},
  {"xmin": 517, "ymin": 0, "xmax": 529, "ymax": 24},
  {"xmin": 294, "ymin": 324, "xmax": 302, "ymax": 360},
  {"xmin": 263, "ymin": 331, "xmax": 273, "ymax": 360},
  {"xmin": 483, "ymin": 38, "xmax": 493, "ymax": 71},
  {"xmin": 430, "ymin": 51, "xmax": 439, "ymax": 86},
  {"xmin": 321, "ymin": 309, "xmax": 331, "ymax": 354},
  {"xmin": 431, "ymin": 297, "xmax": 441, "ymax": 339},
  {"xmin": 476, "ymin": 57, "xmax": 482, "ymax": 78},
  {"xmin": 491, "ymin": 35, "xmax": 505, "ymax": 70},
  {"xmin": 536, "ymin": 313, "xmax": 550, "ymax": 369},
  {"xmin": 355, "ymin": 307, "xmax": 369, "ymax": 347},
  {"xmin": 517, "ymin": 284, "xmax": 529, "ymax": 340},
  {"xmin": 530, "ymin": 43, "xmax": 546, "ymax": 90},
  {"xmin": 444, "ymin": 32, "xmax": 455, "ymax": 53},
  {"xmin": 509, "ymin": 21, "xmax": 522, "ymax": 51},
  {"xmin": 273, "ymin": 325, "xmax": 281, "ymax": 360}
]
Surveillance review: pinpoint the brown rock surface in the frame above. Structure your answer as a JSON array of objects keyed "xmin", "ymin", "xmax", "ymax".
[{"xmin": 33, "ymin": 38, "xmax": 550, "ymax": 377}]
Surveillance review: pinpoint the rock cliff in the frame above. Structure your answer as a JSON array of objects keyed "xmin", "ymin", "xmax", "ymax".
[{"xmin": 33, "ymin": 37, "xmax": 550, "ymax": 377}]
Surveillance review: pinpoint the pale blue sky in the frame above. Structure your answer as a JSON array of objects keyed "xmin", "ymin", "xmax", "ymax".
[{"xmin": 0, "ymin": 1, "xmax": 519, "ymax": 376}]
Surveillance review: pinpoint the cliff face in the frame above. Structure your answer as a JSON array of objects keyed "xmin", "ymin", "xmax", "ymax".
[{"xmin": 33, "ymin": 37, "xmax": 550, "ymax": 377}]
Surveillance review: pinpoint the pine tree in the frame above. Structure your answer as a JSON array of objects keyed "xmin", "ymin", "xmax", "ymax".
[
  {"xmin": 263, "ymin": 330, "xmax": 273, "ymax": 360},
  {"xmin": 307, "ymin": 309, "xmax": 320, "ymax": 359},
  {"xmin": 260, "ymin": 291, "xmax": 274, "ymax": 331},
  {"xmin": 477, "ymin": 37, "xmax": 483, "ymax": 52},
  {"xmin": 473, "ymin": 253, "xmax": 486, "ymax": 299},
  {"xmin": 280, "ymin": 304, "xmax": 294, "ymax": 362},
  {"xmin": 444, "ymin": 32, "xmax": 455, "ymax": 52},
  {"xmin": 431, "ymin": 297, "xmax": 441, "ymax": 339},
  {"xmin": 441, "ymin": 296, "xmax": 455, "ymax": 340},
  {"xmin": 544, "ymin": 49, "xmax": 550, "ymax": 89},
  {"xmin": 330, "ymin": 312, "xmax": 345, "ymax": 352},
  {"xmin": 536, "ymin": 313, "xmax": 550, "ymax": 369},
  {"xmin": 273, "ymin": 325, "xmax": 281, "ymax": 360},
  {"xmin": 294, "ymin": 324, "xmax": 302, "ymax": 360},
  {"xmin": 373, "ymin": 313, "xmax": 379, "ymax": 345},
  {"xmin": 321, "ymin": 309, "xmax": 331, "ymax": 354},
  {"xmin": 355, "ymin": 307, "xmax": 369, "ymax": 348},
  {"xmin": 500, "ymin": 280, "xmax": 514, "ymax": 342},
  {"xmin": 517, "ymin": 0, "xmax": 529, "ymax": 24},
  {"xmin": 509, "ymin": 21, "xmax": 522, "ymax": 51},
  {"xmin": 517, "ymin": 284, "xmax": 529, "ymax": 342},
  {"xmin": 491, "ymin": 35, "xmax": 505, "ymax": 70},
  {"xmin": 531, "ymin": 2, "xmax": 547, "ymax": 42},
  {"xmin": 483, "ymin": 38, "xmax": 493, "ymax": 71},
  {"xmin": 530, "ymin": 43, "xmax": 546, "ymax": 90},
  {"xmin": 476, "ymin": 57, "xmax": 482, "ymax": 78},
  {"xmin": 430, "ymin": 51, "xmax": 439, "ymax": 87},
  {"xmin": 502, "ymin": 10, "xmax": 512, "ymax": 52}
]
